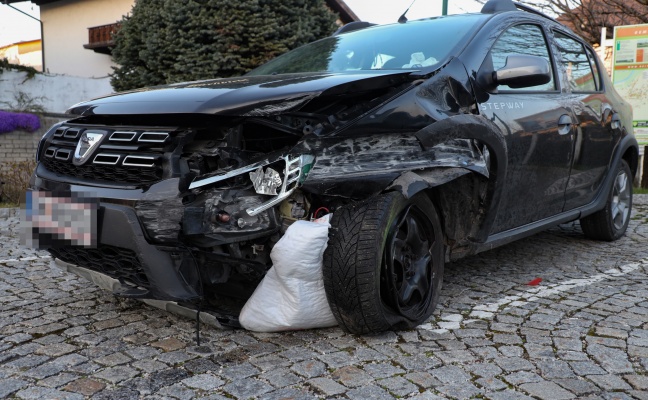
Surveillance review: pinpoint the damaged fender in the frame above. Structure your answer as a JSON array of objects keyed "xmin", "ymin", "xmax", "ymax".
[{"xmin": 414, "ymin": 114, "xmax": 507, "ymax": 243}]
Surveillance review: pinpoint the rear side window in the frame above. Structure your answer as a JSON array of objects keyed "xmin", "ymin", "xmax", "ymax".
[
  {"xmin": 586, "ymin": 47, "xmax": 602, "ymax": 91},
  {"xmin": 553, "ymin": 31, "xmax": 598, "ymax": 92},
  {"xmin": 490, "ymin": 24, "xmax": 555, "ymax": 91}
]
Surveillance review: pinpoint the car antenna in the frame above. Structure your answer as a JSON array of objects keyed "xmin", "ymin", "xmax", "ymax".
[{"xmin": 398, "ymin": 0, "xmax": 417, "ymax": 23}]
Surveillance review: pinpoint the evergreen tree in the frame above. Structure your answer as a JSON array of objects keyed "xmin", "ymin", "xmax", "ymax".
[{"xmin": 111, "ymin": 0, "xmax": 338, "ymax": 91}]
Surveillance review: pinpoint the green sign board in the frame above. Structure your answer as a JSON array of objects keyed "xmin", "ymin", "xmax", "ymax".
[{"xmin": 612, "ymin": 24, "xmax": 648, "ymax": 129}]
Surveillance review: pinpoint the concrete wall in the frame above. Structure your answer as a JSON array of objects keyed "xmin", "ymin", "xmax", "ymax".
[
  {"xmin": 0, "ymin": 70, "xmax": 113, "ymax": 114},
  {"xmin": 41, "ymin": 0, "xmax": 134, "ymax": 78},
  {"xmin": 0, "ymin": 116, "xmax": 66, "ymax": 163}
]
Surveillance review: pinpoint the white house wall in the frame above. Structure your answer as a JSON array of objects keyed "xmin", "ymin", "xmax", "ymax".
[
  {"xmin": 0, "ymin": 70, "xmax": 113, "ymax": 114},
  {"xmin": 40, "ymin": 0, "xmax": 134, "ymax": 78}
]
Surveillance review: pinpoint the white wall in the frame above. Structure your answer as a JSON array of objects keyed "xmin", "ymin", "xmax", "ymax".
[
  {"xmin": 0, "ymin": 70, "xmax": 113, "ymax": 114},
  {"xmin": 40, "ymin": 0, "xmax": 134, "ymax": 78}
]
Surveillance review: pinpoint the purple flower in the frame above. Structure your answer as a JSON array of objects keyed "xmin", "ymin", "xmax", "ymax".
[{"xmin": 0, "ymin": 111, "xmax": 41, "ymax": 134}]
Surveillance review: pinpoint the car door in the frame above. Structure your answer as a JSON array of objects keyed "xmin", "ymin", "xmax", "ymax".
[
  {"xmin": 477, "ymin": 23, "xmax": 575, "ymax": 233},
  {"xmin": 551, "ymin": 30, "xmax": 622, "ymax": 210}
]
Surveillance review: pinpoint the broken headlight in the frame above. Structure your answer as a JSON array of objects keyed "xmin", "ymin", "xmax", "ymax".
[{"xmin": 246, "ymin": 155, "xmax": 314, "ymax": 216}]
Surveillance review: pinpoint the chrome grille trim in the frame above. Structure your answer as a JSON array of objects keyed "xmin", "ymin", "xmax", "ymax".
[
  {"xmin": 93, "ymin": 153, "xmax": 121, "ymax": 165},
  {"xmin": 138, "ymin": 132, "xmax": 169, "ymax": 143},
  {"xmin": 110, "ymin": 131, "xmax": 137, "ymax": 141},
  {"xmin": 122, "ymin": 155, "xmax": 156, "ymax": 168}
]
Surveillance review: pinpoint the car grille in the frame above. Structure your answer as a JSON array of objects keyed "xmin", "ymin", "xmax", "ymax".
[
  {"xmin": 41, "ymin": 157, "xmax": 162, "ymax": 184},
  {"xmin": 49, "ymin": 245, "xmax": 150, "ymax": 288},
  {"xmin": 40, "ymin": 125, "xmax": 178, "ymax": 185}
]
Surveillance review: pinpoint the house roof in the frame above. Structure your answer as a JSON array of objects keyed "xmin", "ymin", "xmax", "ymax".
[{"xmin": 5, "ymin": 0, "xmax": 359, "ymax": 23}]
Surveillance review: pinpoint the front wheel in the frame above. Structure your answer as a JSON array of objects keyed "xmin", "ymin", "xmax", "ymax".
[
  {"xmin": 580, "ymin": 160, "xmax": 633, "ymax": 241},
  {"xmin": 322, "ymin": 192, "xmax": 444, "ymax": 334}
]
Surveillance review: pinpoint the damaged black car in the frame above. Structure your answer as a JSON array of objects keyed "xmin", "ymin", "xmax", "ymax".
[{"xmin": 26, "ymin": 0, "xmax": 638, "ymax": 334}]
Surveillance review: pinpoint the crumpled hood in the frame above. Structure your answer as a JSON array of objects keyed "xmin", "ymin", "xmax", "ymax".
[{"xmin": 66, "ymin": 71, "xmax": 415, "ymax": 117}]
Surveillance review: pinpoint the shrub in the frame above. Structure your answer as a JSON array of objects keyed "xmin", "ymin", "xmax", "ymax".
[
  {"xmin": 0, "ymin": 160, "xmax": 37, "ymax": 206},
  {"xmin": 0, "ymin": 111, "xmax": 41, "ymax": 134}
]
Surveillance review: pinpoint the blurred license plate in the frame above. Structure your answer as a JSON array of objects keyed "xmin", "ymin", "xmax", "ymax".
[{"xmin": 21, "ymin": 191, "xmax": 98, "ymax": 249}]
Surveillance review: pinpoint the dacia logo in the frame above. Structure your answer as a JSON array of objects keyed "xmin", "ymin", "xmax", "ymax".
[{"xmin": 73, "ymin": 131, "xmax": 106, "ymax": 166}]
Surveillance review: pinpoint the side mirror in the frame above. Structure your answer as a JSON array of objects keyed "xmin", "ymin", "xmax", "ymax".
[{"xmin": 493, "ymin": 55, "xmax": 551, "ymax": 89}]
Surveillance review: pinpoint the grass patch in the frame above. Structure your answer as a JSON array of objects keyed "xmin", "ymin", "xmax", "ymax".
[{"xmin": 634, "ymin": 186, "xmax": 648, "ymax": 195}]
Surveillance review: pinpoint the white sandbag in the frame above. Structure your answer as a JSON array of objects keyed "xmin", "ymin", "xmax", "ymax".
[{"xmin": 239, "ymin": 215, "xmax": 337, "ymax": 332}]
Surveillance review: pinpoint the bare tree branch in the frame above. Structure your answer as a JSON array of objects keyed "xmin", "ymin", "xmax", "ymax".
[{"xmin": 521, "ymin": 0, "xmax": 648, "ymax": 45}]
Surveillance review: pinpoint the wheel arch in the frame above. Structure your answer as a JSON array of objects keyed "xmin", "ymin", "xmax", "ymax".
[{"xmin": 392, "ymin": 114, "xmax": 508, "ymax": 246}]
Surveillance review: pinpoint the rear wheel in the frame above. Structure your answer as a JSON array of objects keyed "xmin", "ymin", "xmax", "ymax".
[
  {"xmin": 580, "ymin": 160, "xmax": 633, "ymax": 241},
  {"xmin": 323, "ymin": 192, "xmax": 444, "ymax": 334}
]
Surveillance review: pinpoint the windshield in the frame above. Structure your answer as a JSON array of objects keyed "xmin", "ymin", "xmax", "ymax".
[{"xmin": 248, "ymin": 14, "xmax": 488, "ymax": 76}]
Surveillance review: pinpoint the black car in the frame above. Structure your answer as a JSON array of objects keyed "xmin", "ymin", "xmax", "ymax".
[{"xmin": 26, "ymin": 0, "xmax": 637, "ymax": 334}]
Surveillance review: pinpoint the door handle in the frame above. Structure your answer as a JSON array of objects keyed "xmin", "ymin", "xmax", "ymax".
[{"xmin": 557, "ymin": 114, "xmax": 573, "ymax": 135}]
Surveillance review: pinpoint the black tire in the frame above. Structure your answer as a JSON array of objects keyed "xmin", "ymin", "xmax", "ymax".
[
  {"xmin": 323, "ymin": 191, "xmax": 444, "ymax": 334},
  {"xmin": 580, "ymin": 160, "xmax": 633, "ymax": 241}
]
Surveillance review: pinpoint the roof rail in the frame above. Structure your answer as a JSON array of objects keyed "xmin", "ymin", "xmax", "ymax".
[
  {"xmin": 333, "ymin": 21, "xmax": 376, "ymax": 36},
  {"xmin": 481, "ymin": 0, "xmax": 516, "ymax": 13},
  {"xmin": 481, "ymin": 0, "xmax": 559, "ymax": 24},
  {"xmin": 513, "ymin": 2, "xmax": 559, "ymax": 24}
]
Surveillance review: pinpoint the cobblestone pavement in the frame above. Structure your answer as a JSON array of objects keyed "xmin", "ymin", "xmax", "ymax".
[{"xmin": 1, "ymin": 196, "xmax": 647, "ymax": 400}]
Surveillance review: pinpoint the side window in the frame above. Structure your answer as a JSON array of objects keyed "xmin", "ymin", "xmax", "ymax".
[
  {"xmin": 586, "ymin": 47, "xmax": 602, "ymax": 91},
  {"xmin": 491, "ymin": 24, "xmax": 555, "ymax": 91},
  {"xmin": 553, "ymin": 31, "xmax": 597, "ymax": 92}
]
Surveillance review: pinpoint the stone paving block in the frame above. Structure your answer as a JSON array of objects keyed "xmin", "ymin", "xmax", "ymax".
[
  {"xmin": 95, "ymin": 352, "xmax": 132, "ymax": 366},
  {"xmin": 587, "ymin": 374, "xmax": 633, "ymax": 390},
  {"xmin": 430, "ymin": 365, "xmax": 471, "ymax": 383},
  {"xmin": 476, "ymin": 376, "xmax": 509, "ymax": 391},
  {"xmin": 587, "ymin": 343, "xmax": 634, "ymax": 374},
  {"xmin": 248, "ymin": 353, "xmax": 291, "ymax": 371},
  {"xmin": 289, "ymin": 359, "xmax": 328, "ymax": 379},
  {"xmin": 317, "ymin": 350, "xmax": 355, "ymax": 368},
  {"xmin": 0, "ymin": 378, "xmax": 29, "ymax": 398},
  {"xmin": 436, "ymin": 348, "xmax": 478, "ymax": 363},
  {"xmin": 156, "ymin": 383, "xmax": 195, "ymax": 400},
  {"xmin": 277, "ymin": 346, "xmax": 320, "ymax": 362},
  {"xmin": 156, "ymin": 350, "xmax": 195, "ymax": 365},
  {"xmin": 17, "ymin": 386, "xmax": 79, "ymax": 400},
  {"xmin": 624, "ymin": 374, "xmax": 648, "ymax": 390},
  {"xmin": 181, "ymin": 373, "xmax": 224, "ymax": 391},
  {"xmin": 260, "ymin": 368, "xmax": 301, "ymax": 388},
  {"xmin": 537, "ymin": 359, "xmax": 575, "ymax": 379},
  {"xmin": 436, "ymin": 382, "xmax": 482, "ymax": 398},
  {"xmin": 63, "ymin": 378, "xmax": 106, "ymax": 396},
  {"xmin": 307, "ymin": 377, "xmax": 347, "ymax": 396},
  {"xmin": 378, "ymin": 376, "xmax": 418, "ymax": 397},
  {"xmin": 345, "ymin": 384, "xmax": 393, "ymax": 400},
  {"xmin": 520, "ymin": 381, "xmax": 575, "ymax": 399},
  {"xmin": 554, "ymin": 378, "xmax": 599, "ymax": 396},
  {"xmin": 495, "ymin": 357, "xmax": 535, "ymax": 372},
  {"xmin": 182, "ymin": 358, "xmax": 219, "ymax": 374},
  {"xmin": 222, "ymin": 377, "xmax": 273, "ymax": 398},
  {"xmin": 363, "ymin": 362, "xmax": 405, "ymax": 378},
  {"xmin": 486, "ymin": 389, "xmax": 536, "ymax": 400},
  {"xmin": 331, "ymin": 365, "xmax": 373, "ymax": 388},
  {"xmin": 94, "ymin": 366, "xmax": 139, "ymax": 384},
  {"xmin": 221, "ymin": 361, "xmax": 260, "ymax": 380},
  {"xmin": 39, "ymin": 372, "xmax": 79, "ymax": 388},
  {"xmin": 504, "ymin": 371, "xmax": 544, "ymax": 385},
  {"xmin": 263, "ymin": 387, "xmax": 317, "ymax": 400},
  {"xmin": 404, "ymin": 371, "xmax": 442, "ymax": 388}
]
